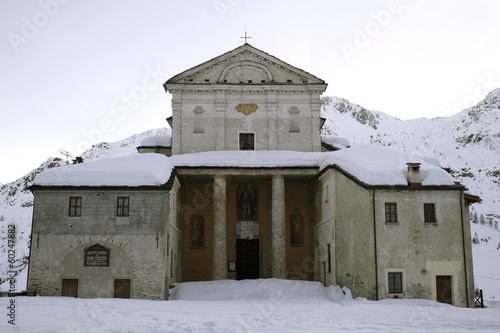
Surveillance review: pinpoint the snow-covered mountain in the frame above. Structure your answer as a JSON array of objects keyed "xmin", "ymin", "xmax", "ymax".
[{"xmin": 1, "ymin": 91, "xmax": 498, "ymax": 298}]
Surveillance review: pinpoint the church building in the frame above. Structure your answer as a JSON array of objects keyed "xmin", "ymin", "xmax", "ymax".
[{"xmin": 27, "ymin": 43, "xmax": 479, "ymax": 307}]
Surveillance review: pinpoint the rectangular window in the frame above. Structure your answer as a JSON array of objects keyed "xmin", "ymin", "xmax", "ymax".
[
  {"xmin": 239, "ymin": 133, "xmax": 255, "ymax": 150},
  {"xmin": 69, "ymin": 197, "xmax": 82, "ymax": 217},
  {"xmin": 117, "ymin": 197, "xmax": 130, "ymax": 217},
  {"xmin": 385, "ymin": 203, "xmax": 398, "ymax": 223},
  {"xmin": 388, "ymin": 272, "xmax": 403, "ymax": 294},
  {"xmin": 424, "ymin": 203, "xmax": 436, "ymax": 223}
]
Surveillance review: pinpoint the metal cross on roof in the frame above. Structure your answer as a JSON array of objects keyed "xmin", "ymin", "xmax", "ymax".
[{"xmin": 240, "ymin": 29, "xmax": 251, "ymax": 44}]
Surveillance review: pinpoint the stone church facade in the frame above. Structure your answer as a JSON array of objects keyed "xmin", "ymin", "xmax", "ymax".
[{"xmin": 27, "ymin": 44, "xmax": 479, "ymax": 307}]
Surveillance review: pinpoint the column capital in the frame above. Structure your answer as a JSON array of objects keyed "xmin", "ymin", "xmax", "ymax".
[{"xmin": 214, "ymin": 173, "xmax": 226, "ymax": 181}]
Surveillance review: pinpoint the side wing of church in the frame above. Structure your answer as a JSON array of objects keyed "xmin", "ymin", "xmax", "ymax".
[{"xmin": 27, "ymin": 43, "xmax": 479, "ymax": 307}]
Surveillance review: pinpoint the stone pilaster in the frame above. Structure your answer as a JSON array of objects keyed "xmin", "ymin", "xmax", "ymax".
[
  {"xmin": 215, "ymin": 89, "xmax": 226, "ymax": 151},
  {"xmin": 267, "ymin": 90, "xmax": 278, "ymax": 150},
  {"xmin": 310, "ymin": 93, "xmax": 322, "ymax": 152},
  {"xmin": 271, "ymin": 174, "xmax": 286, "ymax": 278},
  {"xmin": 212, "ymin": 174, "xmax": 227, "ymax": 279},
  {"xmin": 171, "ymin": 95, "xmax": 182, "ymax": 155}
]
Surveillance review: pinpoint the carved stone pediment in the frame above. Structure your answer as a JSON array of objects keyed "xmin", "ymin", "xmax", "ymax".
[
  {"xmin": 220, "ymin": 61, "xmax": 272, "ymax": 83},
  {"xmin": 165, "ymin": 44, "xmax": 326, "ymax": 86}
]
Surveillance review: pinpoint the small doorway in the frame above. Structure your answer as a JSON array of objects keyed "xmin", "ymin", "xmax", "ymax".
[
  {"xmin": 114, "ymin": 279, "xmax": 131, "ymax": 298},
  {"xmin": 436, "ymin": 275, "xmax": 452, "ymax": 305},
  {"xmin": 236, "ymin": 239, "xmax": 260, "ymax": 280},
  {"xmin": 62, "ymin": 279, "xmax": 78, "ymax": 297}
]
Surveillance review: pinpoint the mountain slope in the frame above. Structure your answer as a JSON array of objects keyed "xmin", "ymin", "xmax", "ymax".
[{"xmin": 0, "ymin": 157, "xmax": 66, "ymax": 287}]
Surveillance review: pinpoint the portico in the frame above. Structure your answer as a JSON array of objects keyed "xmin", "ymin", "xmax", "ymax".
[{"xmin": 174, "ymin": 166, "xmax": 318, "ymax": 282}]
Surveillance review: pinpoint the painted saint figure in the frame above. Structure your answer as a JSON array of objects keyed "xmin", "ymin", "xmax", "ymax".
[
  {"xmin": 191, "ymin": 215, "xmax": 204, "ymax": 248},
  {"xmin": 290, "ymin": 209, "xmax": 304, "ymax": 246},
  {"xmin": 237, "ymin": 183, "xmax": 257, "ymax": 220}
]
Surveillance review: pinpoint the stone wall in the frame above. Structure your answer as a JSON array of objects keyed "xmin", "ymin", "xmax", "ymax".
[
  {"xmin": 28, "ymin": 188, "xmax": 174, "ymax": 299},
  {"xmin": 172, "ymin": 89, "xmax": 323, "ymax": 154},
  {"xmin": 316, "ymin": 168, "xmax": 475, "ymax": 307},
  {"xmin": 374, "ymin": 189, "xmax": 473, "ymax": 307},
  {"xmin": 331, "ymin": 171, "xmax": 377, "ymax": 300}
]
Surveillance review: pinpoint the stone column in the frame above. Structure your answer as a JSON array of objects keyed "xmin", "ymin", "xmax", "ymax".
[
  {"xmin": 271, "ymin": 174, "xmax": 287, "ymax": 278},
  {"xmin": 212, "ymin": 174, "xmax": 227, "ymax": 279}
]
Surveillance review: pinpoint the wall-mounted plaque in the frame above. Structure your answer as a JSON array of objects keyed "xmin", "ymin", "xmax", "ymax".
[
  {"xmin": 84, "ymin": 244, "xmax": 110, "ymax": 266},
  {"xmin": 241, "ymin": 221, "xmax": 254, "ymax": 239},
  {"xmin": 228, "ymin": 261, "xmax": 236, "ymax": 272}
]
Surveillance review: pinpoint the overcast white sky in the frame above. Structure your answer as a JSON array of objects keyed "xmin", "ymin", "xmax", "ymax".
[{"xmin": 1, "ymin": 0, "xmax": 499, "ymax": 184}]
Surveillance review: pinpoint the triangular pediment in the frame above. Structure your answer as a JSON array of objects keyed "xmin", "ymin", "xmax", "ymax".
[{"xmin": 165, "ymin": 44, "xmax": 326, "ymax": 86}]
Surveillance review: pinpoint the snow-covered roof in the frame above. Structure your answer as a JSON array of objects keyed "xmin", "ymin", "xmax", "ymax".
[
  {"xmin": 33, "ymin": 145, "xmax": 456, "ymax": 187},
  {"xmin": 321, "ymin": 135, "xmax": 350, "ymax": 149},
  {"xmin": 169, "ymin": 151, "xmax": 324, "ymax": 168},
  {"xmin": 34, "ymin": 154, "xmax": 172, "ymax": 187},
  {"xmin": 320, "ymin": 145, "xmax": 456, "ymax": 186},
  {"xmin": 171, "ymin": 146, "xmax": 456, "ymax": 186},
  {"xmin": 139, "ymin": 135, "xmax": 172, "ymax": 147}
]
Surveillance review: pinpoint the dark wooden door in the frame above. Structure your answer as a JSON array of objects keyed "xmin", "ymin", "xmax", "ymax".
[
  {"xmin": 114, "ymin": 279, "xmax": 131, "ymax": 298},
  {"xmin": 236, "ymin": 239, "xmax": 260, "ymax": 280},
  {"xmin": 436, "ymin": 275, "xmax": 452, "ymax": 305},
  {"xmin": 62, "ymin": 279, "xmax": 78, "ymax": 297}
]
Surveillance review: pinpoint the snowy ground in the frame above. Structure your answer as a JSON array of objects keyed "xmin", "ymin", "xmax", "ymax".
[{"xmin": 1, "ymin": 279, "xmax": 500, "ymax": 333}]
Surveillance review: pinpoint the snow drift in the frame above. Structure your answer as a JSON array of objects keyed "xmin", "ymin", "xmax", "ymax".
[{"xmin": 169, "ymin": 278, "xmax": 352, "ymax": 303}]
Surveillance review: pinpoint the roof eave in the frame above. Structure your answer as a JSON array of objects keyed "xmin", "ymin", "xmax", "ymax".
[
  {"xmin": 318, "ymin": 164, "xmax": 467, "ymax": 191},
  {"xmin": 29, "ymin": 184, "xmax": 171, "ymax": 192},
  {"xmin": 464, "ymin": 193, "xmax": 481, "ymax": 204}
]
